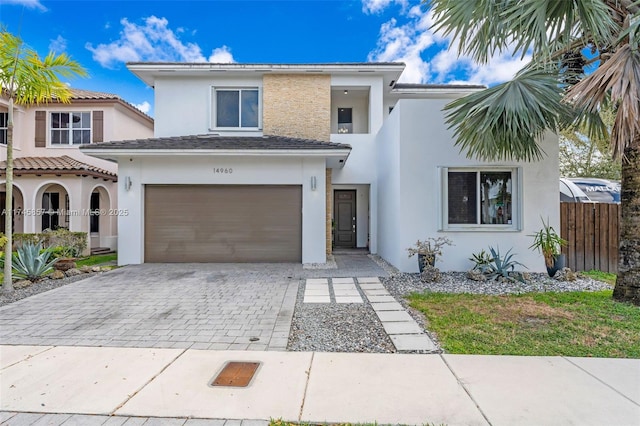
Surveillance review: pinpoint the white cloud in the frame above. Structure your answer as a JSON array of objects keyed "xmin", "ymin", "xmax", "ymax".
[
  {"xmin": 133, "ymin": 101, "xmax": 151, "ymax": 114},
  {"xmin": 0, "ymin": 0, "xmax": 46, "ymax": 11},
  {"xmin": 208, "ymin": 46, "xmax": 234, "ymax": 63},
  {"xmin": 367, "ymin": 10, "xmax": 436, "ymax": 83},
  {"xmin": 367, "ymin": 4, "xmax": 530, "ymax": 86},
  {"xmin": 86, "ymin": 16, "xmax": 235, "ymax": 68},
  {"xmin": 362, "ymin": 0, "xmax": 408, "ymax": 14},
  {"xmin": 48, "ymin": 35, "xmax": 67, "ymax": 53}
]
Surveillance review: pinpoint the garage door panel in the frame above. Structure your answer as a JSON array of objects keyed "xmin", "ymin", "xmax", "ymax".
[{"xmin": 145, "ymin": 185, "xmax": 302, "ymax": 262}]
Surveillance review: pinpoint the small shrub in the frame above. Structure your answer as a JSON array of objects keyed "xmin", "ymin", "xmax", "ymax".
[
  {"xmin": 469, "ymin": 249, "xmax": 493, "ymax": 270},
  {"xmin": 12, "ymin": 241, "xmax": 59, "ymax": 282},
  {"xmin": 475, "ymin": 246, "xmax": 527, "ymax": 283},
  {"xmin": 0, "ymin": 233, "xmax": 8, "ymax": 250},
  {"xmin": 13, "ymin": 230, "xmax": 87, "ymax": 257}
]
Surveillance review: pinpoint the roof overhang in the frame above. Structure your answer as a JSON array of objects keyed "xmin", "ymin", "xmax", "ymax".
[
  {"xmin": 84, "ymin": 148, "xmax": 351, "ymax": 169},
  {"xmin": 126, "ymin": 62, "xmax": 406, "ymax": 88}
]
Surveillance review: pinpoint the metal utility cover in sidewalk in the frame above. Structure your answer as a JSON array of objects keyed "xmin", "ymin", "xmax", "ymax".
[{"xmin": 210, "ymin": 361, "xmax": 261, "ymax": 387}]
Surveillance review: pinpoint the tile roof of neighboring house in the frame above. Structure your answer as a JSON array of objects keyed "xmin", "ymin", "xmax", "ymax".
[
  {"xmin": 0, "ymin": 155, "xmax": 117, "ymax": 180},
  {"xmin": 80, "ymin": 135, "xmax": 352, "ymax": 151},
  {"xmin": 69, "ymin": 88, "xmax": 121, "ymax": 100},
  {"xmin": 393, "ymin": 83, "xmax": 486, "ymax": 90}
]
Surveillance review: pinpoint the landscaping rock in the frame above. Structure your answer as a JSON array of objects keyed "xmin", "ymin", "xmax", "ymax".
[
  {"xmin": 14, "ymin": 280, "xmax": 32, "ymax": 289},
  {"xmin": 466, "ymin": 269, "xmax": 487, "ymax": 281},
  {"xmin": 91, "ymin": 266, "xmax": 102, "ymax": 272},
  {"xmin": 100, "ymin": 266, "xmax": 113, "ymax": 272},
  {"xmin": 420, "ymin": 266, "xmax": 441, "ymax": 283},
  {"xmin": 65, "ymin": 268, "xmax": 82, "ymax": 277},
  {"xmin": 79, "ymin": 265, "xmax": 92, "ymax": 273},
  {"xmin": 556, "ymin": 267, "xmax": 577, "ymax": 282},
  {"xmin": 50, "ymin": 270, "xmax": 65, "ymax": 280}
]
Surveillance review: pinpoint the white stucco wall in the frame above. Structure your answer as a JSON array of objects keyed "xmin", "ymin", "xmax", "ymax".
[
  {"xmin": 376, "ymin": 98, "xmax": 560, "ymax": 273},
  {"xmin": 375, "ymin": 104, "xmax": 403, "ymax": 266},
  {"xmin": 154, "ymin": 77, "xmax": 263, "ymax": 138},
  {"xmin": 115, "ymin": 155, "xmax": 327, "ymax": 265}
]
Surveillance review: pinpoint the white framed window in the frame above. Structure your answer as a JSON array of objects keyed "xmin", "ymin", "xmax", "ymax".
[
  {"xmin": 211, "ymin": 87, "xmax": 260, "ymax": 130},
  {"xmin": 0, "ymin": 112, "xmax": 7, "ymax": 144},
  {"xmin": 441, "ymin": 167, "xmax": 521, "ymax": 231},
  {"xmin": 50, "ymin": 112, "xmax": 91, "ymax": 145}
]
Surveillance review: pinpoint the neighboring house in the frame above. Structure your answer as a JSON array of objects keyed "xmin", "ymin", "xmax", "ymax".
[
  {"xmin": 81, "ymin": 63, "xmax": 559, "ymax": 272},
  {"xmin": 0, "ymin": 89, "xmax": 154, "ymax": 251}
]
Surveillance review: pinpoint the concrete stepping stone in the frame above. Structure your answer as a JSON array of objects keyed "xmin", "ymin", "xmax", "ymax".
[
  {"xmin": 303, "ymin": 295, "xmax": 331, "ymax": 304},
  {"xmin": 306, "ymin": 278, "xmax": 329, "ymax": 284},
  {"xmin": 332, "ymin": 278, "xmax": 354, "ymax": 284},
  {"xmin": 360, "ymin": 284, "xmax": 387, "ymax": 291},
  {"xmin": 371, "ymin": 301, "xmax": 404, "ymax": 311},
  {"xmin": 357, "ymin": 277, "xmax": 381, "ymax": 283},
  {"xmin": 367, "ymin": 295, "xmax": 397, "ymax": 303},
  {"xmin": 304, "ymin": 279, "xmax": 330, "ymax": 304},
  {"xmin": 390, "ymin": 335, "xmax": 437, "ymax": 352},
  {"xmin": 335, "ymin": 296, "xmax": 364, "ymax": 304},
  {"xmin": 382, "ymin": 321, "xmax": 424, "ymax": 335},
  {"xmin": 376, "ymin": 310, "xmax": 414, "ymax": 322},
  {"xmin": 363, "ymin": 289, "xmax": 389, "ymax": 296}
]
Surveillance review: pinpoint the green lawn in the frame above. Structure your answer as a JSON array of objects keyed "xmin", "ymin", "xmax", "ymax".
[
  {"xmin": 408, "ymin": 290, "xmax": 640, "ymax": 358},
  {"xmin": 75, "ymin": 253, "xmax": 117, "ymax": 267},
  {"xmin": 581, "ymin": 270, "xmax": 617, "ymax": 285}
]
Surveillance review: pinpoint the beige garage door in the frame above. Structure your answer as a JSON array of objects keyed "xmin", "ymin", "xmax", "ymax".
[{"xmin": 144, "ymin": 185, "xmax": 302, "ymax": 263}]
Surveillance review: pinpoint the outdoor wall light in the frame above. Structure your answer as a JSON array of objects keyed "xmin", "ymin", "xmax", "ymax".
[
  {"xmin": 124, "ymin": 176, "xmax": 132, "ymax": 191},
  {"xmin": 344, "ymin": 89, "xmax": 348, "ymax": 95},
  {"xmin": 311, "ymin": 176, "xmax": 317, "ymax": 191}
]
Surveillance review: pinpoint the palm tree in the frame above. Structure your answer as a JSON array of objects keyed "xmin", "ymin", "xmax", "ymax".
[
  {"xmin": 1, "ymin": 30, "xmax": 86, "ymax": 292},
  {"xmin": 429, "ymin": 0, "xmax": 640, "ymax": 304}
]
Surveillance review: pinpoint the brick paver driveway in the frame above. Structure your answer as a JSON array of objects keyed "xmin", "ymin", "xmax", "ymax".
[{"xmin": 0, "ymin": 264, "xmax": 301, "ymax": 351}]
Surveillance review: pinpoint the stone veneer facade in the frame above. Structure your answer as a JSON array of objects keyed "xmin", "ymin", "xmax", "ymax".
[
  {"xmin": 262, "ymin": 74, "xmax": 333, "ymax": 255},
  {"xmin": 262, "ymin": 74, "xmax": 331, "ymax": 140}
]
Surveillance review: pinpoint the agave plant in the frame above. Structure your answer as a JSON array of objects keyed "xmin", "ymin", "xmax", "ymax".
[
  {"xmin": 476, "ymin": 246, "xmax": 527, "ymax": 283},
  {"xmin": 12, "ymin": 242, "xmax": 59, "ymax": 282}
]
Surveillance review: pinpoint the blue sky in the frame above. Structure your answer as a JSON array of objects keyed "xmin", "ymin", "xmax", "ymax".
[{"xmin": 0, "ymin": 0, "xmax": 528, "ymax": 117}]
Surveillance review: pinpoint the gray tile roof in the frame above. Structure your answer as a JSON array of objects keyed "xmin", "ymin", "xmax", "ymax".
[{"xmin": 80, "ymin": 135, "xmax": 352, "ymax": 151}]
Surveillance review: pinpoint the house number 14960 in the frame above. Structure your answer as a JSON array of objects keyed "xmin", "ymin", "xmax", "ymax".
[{"xmin": 213, "ymin": 168, "xmax": 233, "ymax": 174}]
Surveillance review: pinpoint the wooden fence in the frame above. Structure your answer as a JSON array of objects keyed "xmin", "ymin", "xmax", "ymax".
[{"xmin": 560, "ymin": 202, "xmax": 621, "ymax": 273}]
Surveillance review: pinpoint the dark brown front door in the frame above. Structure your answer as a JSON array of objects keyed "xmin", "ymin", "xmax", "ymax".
[{"xmin": 334, "ymin": 190, "xmax": 356, "ymax": 248}]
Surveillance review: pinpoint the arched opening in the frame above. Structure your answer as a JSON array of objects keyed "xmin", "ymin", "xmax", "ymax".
[
  {"xmin": 89, "ymin": 185, "xmax": 111, "ymax": 250},
  {"xmin": 35, "ymin": 183, "xmax": 70, "ymax": 232},
  {"xmin": 0, "ymin": 183, "xmax": 25, "ymax": 234}
]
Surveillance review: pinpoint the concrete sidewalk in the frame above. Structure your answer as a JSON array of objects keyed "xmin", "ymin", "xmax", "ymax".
[{"xmin": 1, "ymin": 345, "xmax": 639, "ymax": 425}]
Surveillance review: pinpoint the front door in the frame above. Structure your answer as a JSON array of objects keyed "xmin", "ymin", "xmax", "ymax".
[{"xmin": 334, "ymin": 190, "xmax": 356, "ymax": 248}]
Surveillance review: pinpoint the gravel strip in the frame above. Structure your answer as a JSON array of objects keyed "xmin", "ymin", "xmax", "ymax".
[
  {"xmin": 382, "ymin": 271, "xmax": 612, "ymax": 298},
  {"xmin": 288, "ymin": 280, "xmax": 395, "ymax": 353},
  {"xmin": 0, "ymin": 273, "xmax": 102, "ymax": 307}
]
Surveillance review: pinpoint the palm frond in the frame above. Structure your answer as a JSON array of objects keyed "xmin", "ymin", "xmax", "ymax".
[
  {"xmin": 444, "ymin": 68, "xmax": 566, "ymax": 161},
  {"xmin": 0, "ymin": 29, "xmax": 87, "ymax": 107},
  {"xmin": 564, "ymin": 44, "xmax": 640, "ymax": 158},
  {"xmin": 429, "ymin": 0, "xmax": 617, "ymax": 64}
]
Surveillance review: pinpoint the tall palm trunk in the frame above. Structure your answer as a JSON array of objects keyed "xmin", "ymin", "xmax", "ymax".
[
  {"xmin": 613, "ymin": 137, "xmax": 640, "ymax": 305},
  {"xmin": 3, "ymin": 99, "xmax": 14, "ymax": 292}
]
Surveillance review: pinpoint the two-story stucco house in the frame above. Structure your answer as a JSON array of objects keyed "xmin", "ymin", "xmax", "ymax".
[
  {"xmin": 81, "ymin": 62, "xmax": 559, "ymax": 272},
  {"xmin": 1, "ymin": 89, "xmax": 154, "ymax": 252}
]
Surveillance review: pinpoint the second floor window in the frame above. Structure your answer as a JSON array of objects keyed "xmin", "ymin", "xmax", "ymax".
[
  {"xmin": 0, "ymin": 112, "xmax": 7, "ymax": 144},
  {"xmin": 214, "ymin": 88, "xmax": 259, "ymax": 129},
  {"xmin": 51, "ymin": 112, "xmax": 91, "ymax": 145}
]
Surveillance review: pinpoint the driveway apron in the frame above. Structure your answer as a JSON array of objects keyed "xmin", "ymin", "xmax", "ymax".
[
  {"xmin": 0, "ymin": 264, "xmax": 299, "ymax": 351},
  {"xmin": 0, "ymin": 255, "xmax": 387, "ymax": 351}
]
